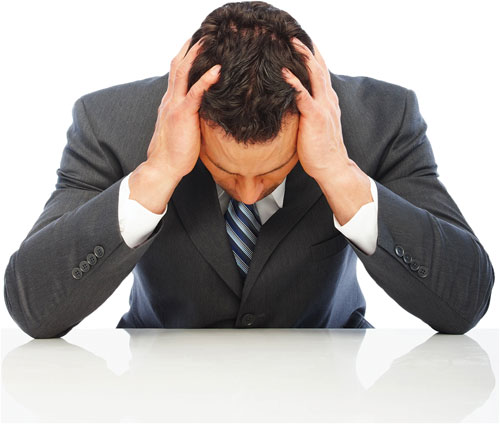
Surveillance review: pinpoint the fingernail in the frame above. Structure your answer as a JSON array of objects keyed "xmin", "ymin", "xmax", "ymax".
[{"xmin": 211, "ymin": 65, "xmax": 221, "ymax": 75}]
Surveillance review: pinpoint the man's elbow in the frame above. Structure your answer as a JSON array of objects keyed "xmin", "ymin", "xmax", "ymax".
[
  {"xmin": 20, "ymin": 326, "xmax": 73, "ymax": 339},
  {"xmin": 432, "ymin": 319, "xmax": 478, "ymax": 335},
  {"xmin": 4, "ymin": 277, "xmax": 74, "ymax": 339},
  {"xmin": 7, "ymin": 311, "xmax": 74, "ymax": 339},
  {"xmin": 464, "ymin": 241, "xmax": 496, "ymax": 331},
  {"xmin": 435, "ymin": 258, "xmax": 494, "ymax": 335}
]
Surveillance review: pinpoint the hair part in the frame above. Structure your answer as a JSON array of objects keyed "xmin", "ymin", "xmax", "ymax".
[{"xmin": 186, "ymin": 1, "xmax": 314, "ymax": 145}]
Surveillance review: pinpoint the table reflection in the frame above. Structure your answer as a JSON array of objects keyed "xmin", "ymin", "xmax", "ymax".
[{"xmin": 2, "ymin": 329, "xmax": 496, "ymax": 422}]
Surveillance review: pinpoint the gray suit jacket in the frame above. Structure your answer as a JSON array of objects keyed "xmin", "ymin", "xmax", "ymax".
[{"xmin": 4, "ymin": 71, "xmax": 495, "ymax": 338}]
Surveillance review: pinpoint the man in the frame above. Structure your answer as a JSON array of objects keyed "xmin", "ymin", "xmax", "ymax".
[{"xmin": 4, "ymin": 1, "xmax": 494, "ymax": 338}]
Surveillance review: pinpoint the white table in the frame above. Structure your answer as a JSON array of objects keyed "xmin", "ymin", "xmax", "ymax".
[{"xmin": 2, "ymin": 328, "xmax": 498, "ymax": 422}]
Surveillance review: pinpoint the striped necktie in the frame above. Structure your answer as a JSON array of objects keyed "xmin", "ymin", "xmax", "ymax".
[{"xmin": 224, "ymin": 198, "xmax": 262, "ymax": 280}]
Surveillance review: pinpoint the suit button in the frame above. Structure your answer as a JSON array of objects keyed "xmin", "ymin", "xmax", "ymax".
[
  {"xmin": 72, "ymin": 267, "xmax": 83, "ymax": 280},
  {"xmin": 410, "ymin": 261, "xmax": 420, "ymax": 271},
  {"xmin": 86, "ymin": 253, "xmax": 97, "ymax": 265},
  {"xmin": 418, "ymin": 266, "xmax": 429, "ymax": 278},
  {"xmin": 242, "ymin": 313, "xmax": 256, "ymax": 327},
  {"xmin": 79, "ymin": 260, "xmax": 90, "ymax": 273},
  {"xmin": 94, "ymin": 245, "xmax": 104, "ymax": 258},
  {"xmin": 394, "ymin": 245, "xmax": 404, "ymax": 257},
  {"xmin": 403, "ymin": 253, "xmax": 413, "ymax": 264}
]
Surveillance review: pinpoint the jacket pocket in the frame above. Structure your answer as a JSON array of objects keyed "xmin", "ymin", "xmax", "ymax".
[
  {"xmin": 310, "ymin": 233, "xmax": 348, "ymax": 261},
  {"xmin": 343, "ymin": 310, "xmax": 375, "ymax": 328}
]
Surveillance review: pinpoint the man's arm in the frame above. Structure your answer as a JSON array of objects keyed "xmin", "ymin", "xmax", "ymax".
[
  {"xmin": 4, "ymin": 37, "xmax": 222, "ymax": 339},
  {"xmin": 325, "ymin": 89, "xmax": 494, "ymax": 334},
  {"xmin": 3, "ymin": 98, "xmax": 166, "ymax": 339},
  {"xmin": 282, "ymin": 37, "xmax": 494, "ymax": 334}
]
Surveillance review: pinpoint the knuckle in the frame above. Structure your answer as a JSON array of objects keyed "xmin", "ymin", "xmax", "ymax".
[
  {"xmin": 170, "ymin": 56, "xmax": 179, "ymax": 68},
  {"xmin": 175, "ymin": 65, "xmax": 187, "ymax": 79},
  {"xmin": 186, "ymin": 86, "xmax": 199, "ymax": 103},
  {"xmin": 334, "ymin": 101, "xmax": 341, "ymax": 114},
  {"xmin": 296, "ymin": 89, "xmax": 305, "ymax": 100},
  {"xmin": 169, "ymin": 106, "xmax": 182, "ymax": 121},
  {"xmin": 159, "ymin": 98, "xmax": 170, "ymax": 111},
  {"xmin": 317, "ymin": 108, "xmax": 329, "ymax": 122},
  {"xmin": 317, "ymin": 73, "xmax": 326, "ymax": 85}
]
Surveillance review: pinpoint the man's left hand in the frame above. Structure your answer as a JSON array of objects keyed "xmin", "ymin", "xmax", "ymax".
[{"xmin": 281, "ymin": 38, "xmax": 373, "ymax": 225}]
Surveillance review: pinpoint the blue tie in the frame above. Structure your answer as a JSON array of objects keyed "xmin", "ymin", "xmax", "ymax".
[{"xmin": 224, "ymin": 198, "xmax": 262, "ymax": 280}]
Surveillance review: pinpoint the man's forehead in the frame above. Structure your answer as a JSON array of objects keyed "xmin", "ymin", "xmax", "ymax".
[
  {"xmin": 200, "ymin": 113, "xmax": 298, "ymax": 144},
  {"xmin": 199, "ymin": 113, "xmax": 299, "ymax": 176},
  {"xmin": 201, "ymin": 121, "xmax": 246, "ymax": 143}
]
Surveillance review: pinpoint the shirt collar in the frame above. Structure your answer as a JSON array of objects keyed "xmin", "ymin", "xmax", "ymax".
[{"xmin": 215, "ymin": 176, "xmax": 287, "ymax": 208}]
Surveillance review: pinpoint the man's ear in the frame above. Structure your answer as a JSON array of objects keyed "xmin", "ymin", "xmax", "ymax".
[
  {"xmin": 199, "ymin": 130, "xmax": 207, "ymax": 157},
  {"xmin": 199, "ymin": 118, "xmax": 207, "ymax": 145}
]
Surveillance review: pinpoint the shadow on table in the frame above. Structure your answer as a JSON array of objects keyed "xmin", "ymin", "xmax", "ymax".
[{"xmin": 2, "ymin": 329, "xmax": 496, "ymax": 422}]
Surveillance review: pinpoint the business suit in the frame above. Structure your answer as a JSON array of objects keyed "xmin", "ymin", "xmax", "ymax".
[{"xmin": 3, "ymin": 71, "xmax": 495, "ymax": 338}]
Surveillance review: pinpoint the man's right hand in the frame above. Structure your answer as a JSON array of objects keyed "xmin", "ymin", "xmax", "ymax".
[{"xmin": 128, "ymin": 37, "xmax": 221, "ymax": 214}]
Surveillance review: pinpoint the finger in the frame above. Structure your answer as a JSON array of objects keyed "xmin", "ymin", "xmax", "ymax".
[
  {"xmin": 183, "ymin": 64, "xmax": 222, "ymax": 114},
  {"xmin": 163, "ymin": 38, "xmax": 193, "ymax": 104},
  {"xmin": 176, "ymin": 37, "xmax": 193, "ymax": 63},
  {"xmin": 291, "ymin": 37, "xmax": 328, "ymax": 101},
  {"xmin": 311, "ymin": 41, "xmax": 330, "ymax": 80},
  {"xmin": 166, "ymin": 38, "xmax": 204, "ymax": 104},
  {"xmin": 281, "ymin": 67, "xmax": 315, "ymax": 116},
  {"xmin": 311, "ymin": 41, "xmax": 339, "ymax": 106},
  {"xmin": 173, "ymin": 37, "xmax": 207, "ymax": 100}
]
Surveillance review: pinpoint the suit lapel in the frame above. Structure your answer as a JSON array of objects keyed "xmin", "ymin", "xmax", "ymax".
[
  {"xmin": 240, "ymin": 160, "xmax": 323, "ymax": 304},
  {"xmin": 171, "ymin": 158, "xmax": 243, "ymax": 299},
  {"xmin": 171, "ymin": 158, "xmax": 324, "ymax": 304}
]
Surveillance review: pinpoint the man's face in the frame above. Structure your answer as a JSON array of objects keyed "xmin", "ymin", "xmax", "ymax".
[{"xmin": 199, "ymin": 114, "xmax": 300, "ymax": 205}]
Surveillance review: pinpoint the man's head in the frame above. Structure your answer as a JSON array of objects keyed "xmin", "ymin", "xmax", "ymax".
[{"xmin": 185, "ymin": 1, "xmax": 314, "ymax": 204}]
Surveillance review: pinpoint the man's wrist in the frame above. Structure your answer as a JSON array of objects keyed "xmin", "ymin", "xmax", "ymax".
[
  {"xmin": 129, "ymin": 161, "xmax": 182, "ymax": 214},
  {"xmin": 314, "ymin": 159, "xmax": 373, "ymax": 226}
]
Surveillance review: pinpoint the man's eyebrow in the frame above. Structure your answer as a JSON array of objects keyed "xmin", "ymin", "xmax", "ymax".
[{"xmin": 206, "ymin": 149, "xmax": 297, "ymax": 176}]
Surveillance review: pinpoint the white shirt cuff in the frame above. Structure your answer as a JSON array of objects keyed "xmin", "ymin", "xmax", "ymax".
[
  {"xmin": 333, "ymin": 176, "xmax": 378, "ymax": 256},
  {"xmin": 118, "ymin": 173, "xmax": 168, "ymax": 249}
]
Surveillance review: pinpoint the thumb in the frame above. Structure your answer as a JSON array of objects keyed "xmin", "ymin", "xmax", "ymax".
[{"xmin": 184, "ymin": 64, "xmax": 221, "ymax": 112}]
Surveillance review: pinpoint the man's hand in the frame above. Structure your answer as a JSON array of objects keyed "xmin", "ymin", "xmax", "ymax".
[
  {"xmin": 146, "ymin": 37, "xmax": 221, "ymax": 181},
  {"xmin": 129, "ymin": 37, "xmax": 221, "ymax": 214},
  {"xmin": 281, "ymin": 38, "xmax": 373, "ymax": 225}
]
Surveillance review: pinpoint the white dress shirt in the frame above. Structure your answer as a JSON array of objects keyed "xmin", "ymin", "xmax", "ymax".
[{"xmin": 118, "ymin": 172, "xmax": 379, "ymax": 255}]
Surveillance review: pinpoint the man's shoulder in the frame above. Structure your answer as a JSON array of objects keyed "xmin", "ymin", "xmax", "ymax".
[
  {"xmin": 78, "ymin": 73, "xmax": 169, "ymax": 117},
  {"xmin": 72, "ymin": 73, "xmax": 169, "ymax": 145},
  {"xmin": 331, "ymin": 72, "xmax": 409, "ymax": 97},
  {"xmin": 330, "ymin": 72, "xmax": 410, "ymax": 124}
]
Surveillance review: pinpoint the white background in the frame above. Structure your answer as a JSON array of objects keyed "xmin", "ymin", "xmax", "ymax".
[{"xmin": 1, "ymin": 0, "xmax": 498, "ymax": 331}]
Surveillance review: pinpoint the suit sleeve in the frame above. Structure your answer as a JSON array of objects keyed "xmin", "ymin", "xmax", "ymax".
[
  {"xmin": 3, "ymin": 97, "xmax": 165, "ymax": 339},
  {"xmin": 348, "ymin": 88, "xmax": 495, "ymax": 334}
]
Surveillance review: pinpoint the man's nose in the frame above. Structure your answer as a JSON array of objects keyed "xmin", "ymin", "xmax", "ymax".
[{"xmin": 237, "ymin": 178, "xmax": 263, "ymax": 205}]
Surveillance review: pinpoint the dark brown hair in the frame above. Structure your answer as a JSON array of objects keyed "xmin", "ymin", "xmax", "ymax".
[{"xmin": 186, "ymin": 1, "xmax": 314, "ymax": 145}]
